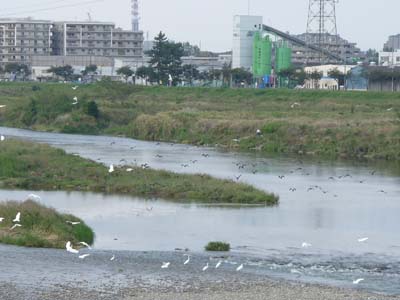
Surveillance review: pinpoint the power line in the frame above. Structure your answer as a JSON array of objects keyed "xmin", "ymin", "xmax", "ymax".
[{"xmin": 0, "ymin": 0, "xmax": 105, "ymax": 17}]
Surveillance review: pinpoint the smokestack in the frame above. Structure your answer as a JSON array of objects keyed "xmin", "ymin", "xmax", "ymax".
[{"xmin": 131, "ymin": 0, "xmax": 139, "ymax": 32}]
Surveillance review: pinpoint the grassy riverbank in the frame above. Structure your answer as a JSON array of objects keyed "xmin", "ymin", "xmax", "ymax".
[
  {"xmin": 0, "ymin": 140, "xmax": 278, "ymax": 205},
  {"xmin": 0, "ymin": 200, "xmax": 93, "ymax": 248},
  {"xmin": 1, "ymin": 82, "xmax": 400, "ymax": 160}
]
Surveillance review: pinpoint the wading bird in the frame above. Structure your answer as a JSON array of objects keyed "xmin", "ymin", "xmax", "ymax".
[
  {"xmin": 72, "ymin": 86, "xmax": 78, "ymax": 90},
  {"xmin": 183, "ymin": 255, "xmax": 190, "ymax": 265},
  {"xmin": 79, "ymin": 254, "xmax": 90, "ymax": 259},
  {"xmin": 202, "ymin": 263, "xmax": 209, "ymax": 271},
  {"xmin": 72, "ymin": 96, "xmax": 78, "ymax": 105},
  {"xmin": 110, "ymin": 255, "xmax": 115, "ymax": 261},
  {"xmin": 28, "ymin": 194, "xmax": 41, "ymax": 201},
  {"xmin": 161, "ymin": 262, "xmax": 170, "ymax": 269},
  {"xmin": 109, "ymin": 164, "xmax": 114, "ymax": 173},
  {"xmin": 236, "ymin": 264, "xmax": 244, "ymax": 271},
  {"xmin": 0, "ymin": 135, "xmax": 4, "ymax": 141},
  {"xmin": 66, "ymin": 241, "xmax": 79, "ymax": 254},
  {"xmin": 358, "ymin": 237, "xmax": 369, "ymax": 243},
  {"xmin": 215, "ymin": 261, "xmax": 222, "ymax": 269}
]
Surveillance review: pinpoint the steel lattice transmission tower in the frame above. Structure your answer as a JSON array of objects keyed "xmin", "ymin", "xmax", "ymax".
[
  {"xmin": 306, "ymin": 0, "xmax": 339, "ymax": 63},
  {"xmin": 131, "ymin": 0, "xmax": 140, "ymax": 32}
]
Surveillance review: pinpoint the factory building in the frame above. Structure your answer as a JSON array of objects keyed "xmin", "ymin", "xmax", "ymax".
[
  {"xmin": 232, "ymin": 15, "xmax": 263, "ymax": 70},
  {"xmin": 0, "ymin": 19, "xmax": 52, "ymax": 66}
]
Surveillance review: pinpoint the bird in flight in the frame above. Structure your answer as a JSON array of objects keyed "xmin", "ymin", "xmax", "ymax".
[
  {"xmin": 66, "ymin": 221, "xmax": 81, "ymax": 225},
  {"xmin": 10, "ymin": 224, "xmax": 22, "ymax": 230},
  {"xmin": 13, "ymin": 212, "xmax": 21, "ymax": 223},
  {"xmin": 66, "ymin": 241, "xmax": 79, "ymax": 254},
  {"xmin": 79, "ymin": 242, "xmax": 92, "ymax": 250},
  {"xmin": 110, "ymin": 255, "xmax": 115, "ymax": 261},
  {"xmin": 353, "ymin": 278, "xmax": 364, "ymax": 285},
  {"xmin": 72, "ymin": 86, "xmax": 78, "ymax": 90}
]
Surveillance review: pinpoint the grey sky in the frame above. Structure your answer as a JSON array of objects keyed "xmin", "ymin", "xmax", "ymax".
[{"xmin": 2, "ymin": 0, "xmax": 398, "ymax": 52}]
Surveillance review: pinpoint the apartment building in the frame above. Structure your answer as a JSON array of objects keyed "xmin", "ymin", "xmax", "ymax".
[
  {"xmin": 52, "ymin": 21, "xmax": 143, "ymax": 58},
  {"xmin": 0, "ymin": 19, "xmax": 52, "ymax": 66}
]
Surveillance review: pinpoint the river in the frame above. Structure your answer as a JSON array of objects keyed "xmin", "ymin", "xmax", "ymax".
[{"xmin": 0, "ymin": 126, "xmax": 399, "ymax": 294}]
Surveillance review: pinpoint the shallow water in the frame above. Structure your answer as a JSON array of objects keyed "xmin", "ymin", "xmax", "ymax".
[{"xmin": 0, "ymin": 126, "xmax": 400, "ymax": 294}]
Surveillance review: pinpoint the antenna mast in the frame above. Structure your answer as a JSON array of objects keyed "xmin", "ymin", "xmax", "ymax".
[{"xmin": 131, "ymin": 0, "xmax": 140, "ymax": 32}]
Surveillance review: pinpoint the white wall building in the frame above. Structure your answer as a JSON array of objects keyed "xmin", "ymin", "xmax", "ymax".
[
  {"xmin": 232, "ymin": 15, "xmax": 263, "ymax": 70},
  {"xmin": 379, "ymin": 51, "xmax": 400, "ymax": 66}
]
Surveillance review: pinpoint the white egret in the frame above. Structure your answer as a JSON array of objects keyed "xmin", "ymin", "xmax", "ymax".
[
  {"xmin": 27, "ymin": 194, "xmax": 41, "ymax": 201},
  {"xmin": 10, "ymin": 224, "xmax": 22, "ymax": 230},
  {"xmin": 72, "ymin": 86, "xmax": 78, "ymax": 90},
  {"xmin": 0, "ymin": 105, "xmax": 6, "ymax": 108},
  {"xmin": 353, "ymin": 278, "xmax": 364, "ymax": 285},
  {"xmin": 183, "ymin": 255, "xmax": 190, "ymax": 265},
  {"xmin": 109, "ymin": 164, "xmax": 114, "ymax": 173},
  {"xmin": 202, "ymin": 263, "xmax": 209, "ymax": 271},
  {"xmin": 0, "ymin": 217, "xmax": 4, "ymax": 222},
  {"xmin": 110, "ymin": 255, "xmax": 115, "ymax": 261},
  {"xmin": 13, "ymin": 212, "xmax": 21, "ymax": 223},
  {"xmin": 358, "ymin": 237, "xmax": 369, "ymax": 243},
  {"xmin": 66, "ymin": 221, "xmax": 81, "ymax": 225},
  {"xmin": 79, "ymin": 254, "xmax": 90, "ymax": 259},
  {"xmin": 126, "ymin": 168, "xmax": 133, "ymax": 172},
  {"xmin": 0, "ymin": 135, "xmax": 4, "ymax": 141},
  {"xmin": 66, "ymin": 241, "xmax": 79, "ymax": 254},
  {"xmin": 291, "ymin": 102, "xmax": 301, "ymax": 109},
  {"xmin": 72, "ymin": 96, "xmax": 78, "ymax": 105},
  {"xmin": 236, "ymin": 264, "xmax": 244, "ymax": 271},
  {"xmin": 79, "ymin": 242, "xmax": 92, "ymax": 250},
  {"xmin": 215, "ymin": 261, "xmax": 222, "ymax": 269},
  {"xmin": 161, "ymin": 262, "xmax": 170, "ymax": 269}
]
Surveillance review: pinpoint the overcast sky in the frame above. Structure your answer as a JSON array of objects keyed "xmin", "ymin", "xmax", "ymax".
[{"xmin": 1, "ymin": 0, "xmax": 398, "ymax": 52}]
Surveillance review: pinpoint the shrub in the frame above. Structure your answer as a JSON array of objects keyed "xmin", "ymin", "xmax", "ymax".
[{"xmin": 205, "ymin": 241, "xmax": 230, "ymax": 252}]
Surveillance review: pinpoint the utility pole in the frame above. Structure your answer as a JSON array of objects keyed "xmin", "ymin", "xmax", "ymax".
[{"xmin": 131, "ymin": 0, "xmax": 140, "ymax": 32}]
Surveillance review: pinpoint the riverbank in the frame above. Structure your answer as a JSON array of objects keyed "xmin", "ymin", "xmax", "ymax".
[
  {"xmin": 0, "ymin": 140, "xmax": 278, "ymax": 205},
  {"xmin": 0, "ymin": 82, "xmax": 399, "ymax": 161},
  {"xmin": 0, "ymin": 245, "xmax": 398, "ymax": 300},
  {"xmin": 0, "ymin": 200, "xmax": 93, "ymax": 248}
]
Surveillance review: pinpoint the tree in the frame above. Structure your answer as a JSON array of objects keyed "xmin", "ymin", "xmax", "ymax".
[
  {"xmin": 147, "ymin": 31, "xmax": 184, "ymax": 85},
  {"xmin": 82, "ymin": 64, "xmax": 98, "ymax": 76},
  {"xmin": 221, "ymin": 63, "xmax": 232, "ymax": 87},
  {"xmin": 309, "ymin": 70, "xmax": 323, "ymax": 89},
  {"xmin": 116, "ymin": 66, "xmax": 134, "ymax": 83},
  {"xmin": 328, "ymin": 68, "xmax": 347, "ymax": 88},
  {"xmin": 5, "ymin": 63, "xmax": 31, "ymax": 81},
  {"xmin": 47, "ymin": 65, "xmax": 74, "ymax": 81},
  {"xmin": 181, "ymin": 64, "xmax": 199, "ymax": 85},
  {"xmin": 86, "ymin": 100, "xmax": 100, "ymax": 119},
  {"xmin": 231, "ymin": 68, "xmax": 252, "ymax": 87},
  {"xmin": 136, "ymin": 66, "xmax": 156, "ymax": 85},
  {"xmin": 277, "ymin": 68, "xmax": 296, "ymax": 88}
]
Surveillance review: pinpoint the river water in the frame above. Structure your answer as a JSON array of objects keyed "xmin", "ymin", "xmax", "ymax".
[{"xmin": 0, "ymin": 127, "xmax": 399, "ymax": 294}]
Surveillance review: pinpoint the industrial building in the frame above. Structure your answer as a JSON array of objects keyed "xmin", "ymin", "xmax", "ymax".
[
  {"xmin": 0, "ymin": 18, "xmax": 53, "ymax": 66},
  {"xmin": 0, "ymin": 18, "xmax": 144, "ymax": 67}
]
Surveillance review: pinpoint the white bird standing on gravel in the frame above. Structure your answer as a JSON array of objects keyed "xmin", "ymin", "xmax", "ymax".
[
  {"xmin": 202, "ymin": 263, "xmax": 209, "ymax": 271},
  {"xmin": 79, "ymin": 254, "xmax": 90, "ymax": 259},
  {"xmin": 109, "ymin": 164, "xmax": 114, "ymax": 173},
  {"xmin": 110, "ymin": 255, "xmax": 115, "ymax": 261},
  {"xmin": 353, "ymin": 278, "xmax": 364, "ymax": 285},
  {"xmin": 66, "ymin": 241, "xmax": 79, "ymax": 254},
  {"xmin": 79, "ymin": 242, "xmax": 92, "ymax": 250},
  {"xmin": 13, "ymin": 212, "xmax": 21, "ymax": 223},
  {"xmin": 183, "ymin": 255, "xmax": 190, "ymax": 265},
  {"xmin": 161, "ymin": 262, "xmax": 170, "ymax": 269}
]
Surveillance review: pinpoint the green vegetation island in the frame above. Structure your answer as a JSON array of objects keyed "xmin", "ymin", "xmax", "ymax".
[
  {"xmin": 0, "ymin": 200, "xmax": 94, "ymax": 248},
  {"xmin": 0, "ymin": 140, "xmax": 278, "ymax": 205},
  {"xmin": 0, "ymin": 82, "xmax": 399, "ymax": 161}
]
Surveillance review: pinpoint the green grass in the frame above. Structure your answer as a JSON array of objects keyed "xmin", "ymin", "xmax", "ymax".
[
  {"xmin": 0, "ymin": 200, "xmax": 94, "ymax": 248},
  {"xmin": 0, "ymin": 140, "xmax": 278, "ymax": 205},
  {"xmin": 1, "ymin": 81, "xmax": 400, "ymax": 160},
  {"xmin": 205, "ymin": 241, "xmax": 230, "ymax": 252}
]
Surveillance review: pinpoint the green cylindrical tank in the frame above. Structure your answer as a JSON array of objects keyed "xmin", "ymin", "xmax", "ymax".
[
  {"xmin": 260, "ymin": 36, "xmax": 272, "ymax": 76},
  {"xmin": 253, "ymin": 32, "xmax": 272, "ymax": 77},
  {"xmin": 276, "ymin": 45, "xmax": 292, "ymax": 73}
]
